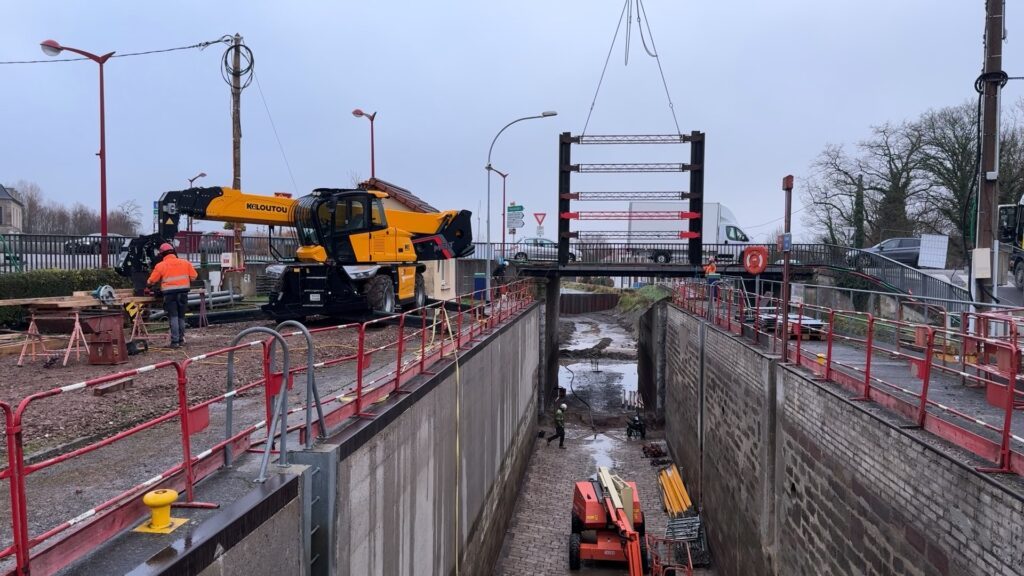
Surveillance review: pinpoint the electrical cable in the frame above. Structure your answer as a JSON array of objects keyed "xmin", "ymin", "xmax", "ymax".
[
  {"xmin": 0, "ymin": 37, "xmax": 231, "ymax": 65},
  {"xmin": 562, "ymin": 364, "xmax": 596, "ymax": 433},
  {"xmin": 252, "ymin": 70, "xmax": 301, "ymax": 194},
  {"xmin": 220, "ymin": 39, "xmax": 254, "ymax": 90}
]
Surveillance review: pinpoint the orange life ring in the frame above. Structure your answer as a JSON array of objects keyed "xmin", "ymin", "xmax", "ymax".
[{"xmin": 743, "ymin": 246, "xmax": 769, "ymax": 275}]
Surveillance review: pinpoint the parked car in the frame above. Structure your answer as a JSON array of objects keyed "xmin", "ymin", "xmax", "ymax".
[
  {"xmin": 509, "ymin": 237, "xmax": 580, "ymax": 262},
  {"xmin": 64, "ymin": 233, "xmax": 127, "ymax": 254},
  {"xmin": 847, "ymin": 237, "xmax": 920, "ymax": 267}
]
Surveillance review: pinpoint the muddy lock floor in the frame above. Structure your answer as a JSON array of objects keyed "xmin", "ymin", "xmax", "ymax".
[{"xmin": 493, "ymin": 312, "xmax": 715, "ymax": 575}]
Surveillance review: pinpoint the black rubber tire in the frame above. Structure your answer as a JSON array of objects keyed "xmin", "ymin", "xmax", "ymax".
[
  {"xmin": 514, "ymin": 252, "xmax": 529, "ymax": 262},
  {"xmin": 366, "ymin": 275, "xmax": 396, "ymax": 314},
  {"xmin": 571, "ymin": 512, "xmax": 583, "ymax": 534},
  {"xmin": 414, "ymin": 274, "xmax": 426, "ymax": 309},
  {"xmin": 569, "ymin": 532, "xmax": 582, "ymax": 570},
  {"xmin": 654, "ymin": 252, "xmax": 671, "ymax": 264},
  {"xmin": 1015, "ymin": 262, "xmax": 1024, "ymax": 289}
]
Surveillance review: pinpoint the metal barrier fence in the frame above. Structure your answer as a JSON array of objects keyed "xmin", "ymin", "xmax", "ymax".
[
  {"xmin": 482, "ymin": 240, "xmax": 970, "ymax": 308},
  {"xmin": 675, "ymin": 280, "xmax": 1024, "ymax": 477},
  {"xmin": 0, "ymin": 233, "xmax": 300, "ymax": 273},
  {"xmin": 0, "ymin": 280, "xmax": 534, "ymax": 575}
]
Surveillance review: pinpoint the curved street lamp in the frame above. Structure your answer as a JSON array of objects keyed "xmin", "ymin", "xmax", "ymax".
[
  {"xmin": 41, "ymin": 39, "xmax": 116, "ymax": 266},
  {"xmin": 186, "ymin": 172, "xmax": 207, "ymax": 231},
  {"xmin": 352, "ymin": 108, "xmax": 377, "ymax": 179},
  {"xmin": 484, "ymin": 111, "xmax": 557, "ymax": 298}
]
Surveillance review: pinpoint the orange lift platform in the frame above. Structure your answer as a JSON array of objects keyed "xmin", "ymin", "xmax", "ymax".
[{"xmin": 570, "ymin": 466, "xmax": 648, "ymax": 575}]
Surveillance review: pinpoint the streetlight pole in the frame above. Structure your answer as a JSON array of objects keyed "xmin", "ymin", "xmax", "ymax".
[
  {"xmin": 485, "ymin": 111, "xmax": 557, "ymax": 299},
  {"xmin": 41, "ymin": 39, "xmax": 115, "ymax": 267},
  {"xmin": 352, "ymin": 108, "xmax": 377, "ymax": 179},
  {"xmin": 487, "ymin": 167, "xmax": 509, "ymax": 257},
  {"xmin": 186, "ymin": 172, "xmax": 207, "ymax": 232}
]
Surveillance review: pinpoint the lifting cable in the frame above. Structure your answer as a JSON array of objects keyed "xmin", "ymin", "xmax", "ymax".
[{"xmin": 581, "ymin": 0, "xmax": 681, "ymax": 136}]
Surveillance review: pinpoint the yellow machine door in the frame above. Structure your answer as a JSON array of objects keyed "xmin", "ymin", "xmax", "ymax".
[{"xmin": 396, "ymin": 266, "xmax": 417, "ymax": 300}]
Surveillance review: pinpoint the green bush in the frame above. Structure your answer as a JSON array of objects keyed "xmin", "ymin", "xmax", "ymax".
[
  {"xmin": 0, "ymin": 269, "xmax": 131, "ymax": 327},
  {"xmin": 617, "ymin": 284, "xmax": 672, "ymax": 312}
]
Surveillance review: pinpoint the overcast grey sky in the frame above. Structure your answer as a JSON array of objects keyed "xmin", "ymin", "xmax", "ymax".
[{"xmin": 1, "ymin": 1, "xmax": 1019, "ymax": 241}]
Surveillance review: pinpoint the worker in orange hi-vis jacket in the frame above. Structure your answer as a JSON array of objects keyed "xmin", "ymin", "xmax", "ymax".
[
  {"xmin": 703, "ymin": 256, "xmax": 717, "ymax": 276},
  {"xmin": 147, "ymin": 243, "xmax": 198, "ymax": 348}
]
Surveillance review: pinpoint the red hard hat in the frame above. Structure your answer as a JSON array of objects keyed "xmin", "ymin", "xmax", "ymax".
[{"xmin": 158, "ymin": 243, "xmax": 174, "ymax": 254}]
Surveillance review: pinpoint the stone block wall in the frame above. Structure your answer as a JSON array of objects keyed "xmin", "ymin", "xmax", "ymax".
[{"xmin": 652, "ymin": 303, "xmax": 1024, "ymax": 576}]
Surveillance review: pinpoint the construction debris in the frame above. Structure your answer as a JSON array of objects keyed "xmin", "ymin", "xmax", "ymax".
[{"xmin": 642, "ymin": 442, "xmax": 666, "ymax": 458}]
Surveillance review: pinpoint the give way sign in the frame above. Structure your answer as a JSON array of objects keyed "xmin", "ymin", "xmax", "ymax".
[{"xmin": 534, "ymin": 213, "xmax": 546, "ymax": 225}]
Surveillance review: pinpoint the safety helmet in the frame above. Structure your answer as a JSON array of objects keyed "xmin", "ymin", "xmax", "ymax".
[
  {"xmin": 560, "ymin": 403, "xmax": 567, "ymax": 411},
  {"xmin": 158, "ymin": 242, "xmax": 174, "ymax": 255}
]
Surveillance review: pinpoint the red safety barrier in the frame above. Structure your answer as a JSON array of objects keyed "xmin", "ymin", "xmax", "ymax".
[
  {"xmin": 672, "ymin": 279, "xmax": 1024, "ymax": 478},
  {"xmin": 0, "ymin": 279, "xmax": 536, "ymax": 575}
]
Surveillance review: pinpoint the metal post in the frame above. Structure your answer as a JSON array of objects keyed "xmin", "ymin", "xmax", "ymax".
[
  {"xmin": 369, "ymin": 114, "xmax": 376, "ymax": 179},
  {"xmin": 917, "ymin": 328, "xmax": 937, "ymax": 426},
  {"xmin": 780, "ymin": 176, "xmax": 794, "ymax": 361},
  {"xmin": 826, "ymin": 310, "xmax": 835, "ymax": 381},
  {"xmin": 98, "ymin": 59, "xmax": 108, "ymax": 268}
]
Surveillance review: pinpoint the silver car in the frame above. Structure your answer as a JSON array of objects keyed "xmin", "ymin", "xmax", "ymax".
[{"xmin": 509, "ymin": 237, "xmax": 579, "ymax": 262}]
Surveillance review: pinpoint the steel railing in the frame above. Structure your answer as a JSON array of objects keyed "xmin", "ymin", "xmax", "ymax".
[
  {"xmin": 0, "ymin": 279, "xmax": 535, "ymax": 575},
  {"xmin": 0, "ymin": 233, "xmax": 302, "ymax": 273},
  {"xmin": 675, "ymin": 280, "xmax": 1024, "ymax": 478}
]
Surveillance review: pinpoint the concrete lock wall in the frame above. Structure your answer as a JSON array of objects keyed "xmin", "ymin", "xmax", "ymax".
[
  {"xmin": 137, "ymin": 305, "xmax": 540, "ymax": 576},
  {"xmin": 651, "ymin": 303, "xmax": 1024, "ymax": 576},
  {"xmin": 334, "ymin": 305, "xmax": 540, "ymax": 575}
]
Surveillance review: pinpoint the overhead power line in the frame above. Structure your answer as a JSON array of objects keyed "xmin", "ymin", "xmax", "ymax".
[{"xmin": 0, "ymin": 37, "xmax": 231, "ymax": 65}]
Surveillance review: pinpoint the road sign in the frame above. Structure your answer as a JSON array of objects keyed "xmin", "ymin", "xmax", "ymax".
[
  {"xmin": 534, "ymin": 213, "xmax": 546, "ymax": 225},
  {"xmin": 507, "ymin": 205, "xmax": 525, "ymax": 212},
  {"xmin": 536, "ymin": 225, "xmax": 544, "ymax": 237},
  {"xmin": 507, "ymin": 213, "xmax": 525, "ymax": 224},
  {"xmin": 508, "ymin": 219, "xmax": 525, "ymax": 229}
]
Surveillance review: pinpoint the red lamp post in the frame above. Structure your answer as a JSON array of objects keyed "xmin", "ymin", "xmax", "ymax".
[
  {"xmin": 41, "ymin": 39, "xmax": 115, "ymax": 267},
  {"xmin": 487, "ymin": 167, "xmax": 509, "ymax": 256},
  {"xmin": 352, "ymin": 108, "xmax": 377, "ymax": 179}
]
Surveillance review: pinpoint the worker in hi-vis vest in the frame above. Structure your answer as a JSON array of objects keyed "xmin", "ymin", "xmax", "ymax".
[
  {"xmin": 703, "ymin": 256, "xmax": 717, "ymax": 276},
  {"xmin": 147, "ymin": 242, "xmax": 198, "ymax": 348}
]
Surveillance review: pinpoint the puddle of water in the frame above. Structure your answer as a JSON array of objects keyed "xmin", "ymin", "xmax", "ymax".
[
  {"xmin": 565, "ymin": 320, "xmax": 605, "ymax": 351},
  {"xmin": 559, "ymin": 361, "xmax": 639, "ymax": 413},
  {"xmin": 584, "ymin": 433, "xmax": 617, "ymax": 470},
  {"xmin": 563, "ymin": 318, "xmax": 636, "ymax": 354}
]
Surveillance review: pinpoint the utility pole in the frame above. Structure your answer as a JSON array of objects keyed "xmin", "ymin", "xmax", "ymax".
[
  {"xmin": 231, "ymin": 33, "xmax": 244, "ymax": 270},
  {"xmin": 976, "ymin": 0, "xmax": 1005, "ymax": 303}
]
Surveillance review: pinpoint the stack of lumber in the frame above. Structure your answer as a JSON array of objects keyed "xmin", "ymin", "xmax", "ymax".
[
  {"xmin": 0, "ymin": 288, "xmax": 155, "ymax": 309},
  {"xmin": 0, "ymin": 332, "xmax": 62, "ymax": 355}
]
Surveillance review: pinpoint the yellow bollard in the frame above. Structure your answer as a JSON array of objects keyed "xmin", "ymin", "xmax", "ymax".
[
  {"xmin": 816, "ymin": 353, "xmax": 825, "ymax": 365},
  {"xmin": 134, "ymin": 489, "xmax": 188, "ymax": 534}
]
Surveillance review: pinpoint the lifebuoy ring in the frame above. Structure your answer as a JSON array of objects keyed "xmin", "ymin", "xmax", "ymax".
[{"xmin": 743, "ymin": 246, "xmax": 769, "ymax": 275}]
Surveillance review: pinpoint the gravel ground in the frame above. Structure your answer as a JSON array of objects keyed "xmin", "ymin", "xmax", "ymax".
[
  {"xmin": 0, "ymin": 318, "xmax": 401, "ymax": 463},
  {"xmin": 0, "ymin": 313, "xmax": 443, "ymax": 568}
]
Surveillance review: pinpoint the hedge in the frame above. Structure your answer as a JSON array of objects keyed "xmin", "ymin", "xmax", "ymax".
[{"xmin": 0, "ymin": 269, "xmax": 132, "ymax": 327}]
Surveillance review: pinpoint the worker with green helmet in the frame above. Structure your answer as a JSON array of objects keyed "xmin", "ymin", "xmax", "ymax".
[{"xmin": 546, "ymin": 403, "xmax": 567, "ymax": 449}]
